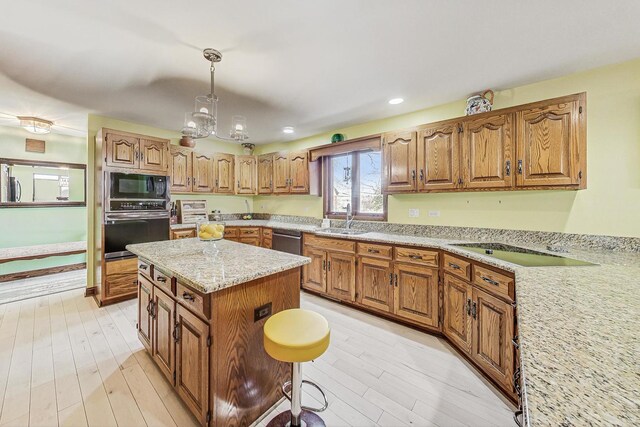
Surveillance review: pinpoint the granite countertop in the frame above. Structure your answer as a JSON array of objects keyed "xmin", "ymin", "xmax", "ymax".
[
  {"xmin": 170, "ymin": 220, "xmax": 319, "ymax": 232},
  {"xmin": 126, "ymin": 238, "xmax": 310, "ymax": 294},
  {"xmin": 259, "ymin": 225, "xmax": 639, "ymax": 426}
]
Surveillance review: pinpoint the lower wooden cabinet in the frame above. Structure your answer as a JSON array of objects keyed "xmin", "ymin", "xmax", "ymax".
[
  {"xmin": 137, "ymin": 277, "xmax": 153, "ymax": 351},
  {"xmin": 175, "ymin": 305, "xmax": 210, "ymax": 425},
  {"xmin": 153, "ymin": 287, "xmax": 176, "ymax": 385},
  {"xmin": 170, "ymin": 227, "xmax": 196, "ymax": 240},
  {"xmin": 443, "ymin": 274, "xmax": 472, "ymax": 354},
  {"xmin": 326, "ymin": 252, "xmax": 356, "ymax": 301},
  {"xmin": 97, "ymin": 257, "xmax": 138, "ymax": 306},
  {"xmin": 302, "ymin": 246, "xmax": 327, "ymax": 293},
  {"xmin": 393, "ymin": 263, "xmax": 439, "ymax": 328},
  {"xmin": 357, "ymin": 256, "xmax": 393, "ymax": 313}
]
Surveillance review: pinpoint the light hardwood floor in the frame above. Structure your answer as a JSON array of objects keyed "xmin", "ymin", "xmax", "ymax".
[{"xmin": 0, "ymin": 288, "xmax": 514, "ymax": 427}]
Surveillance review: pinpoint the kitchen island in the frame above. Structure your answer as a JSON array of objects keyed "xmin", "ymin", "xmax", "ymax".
[{"xmin": 126, "ymin": 238, "xmax": 310, "ymax": 427}]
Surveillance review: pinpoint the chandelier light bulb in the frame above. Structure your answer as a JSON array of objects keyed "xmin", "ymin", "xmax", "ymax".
[{"xmin": 200, "ymin": 107, "xmax": 209, "ymax": 114}]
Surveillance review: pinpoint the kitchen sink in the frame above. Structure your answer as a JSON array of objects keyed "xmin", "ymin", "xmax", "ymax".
[
  {"xmin": 451, "ymin": 242, "xmax": 596, "ymax": 267},
  {"xmin": 316, "ymin": 228, "xmax": 368, "ymax": 236}
]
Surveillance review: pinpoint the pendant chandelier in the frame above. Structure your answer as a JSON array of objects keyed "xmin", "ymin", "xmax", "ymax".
[{"xmin": 181, "ymin": 48, "xmax": 249, "ymax": 146}]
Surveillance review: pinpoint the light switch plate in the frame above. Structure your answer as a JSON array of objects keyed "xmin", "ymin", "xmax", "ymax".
[
  {"xmin": 428, "ymin": 210, "xmax": 441, "ymax": 217},
  {"xmin": 408, "ymin": 209, "xmax": 419, "ymax": 218}
]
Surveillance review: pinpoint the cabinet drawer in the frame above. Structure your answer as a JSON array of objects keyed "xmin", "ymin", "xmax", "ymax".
[
  {"xmin": 473, "ymin": 265, "xmax": 514, "ymax": 301},
  {"xmin": 304, "ymin": 234, "xmax": 356, "ymax": 253},
  {"xmin": 239, "ymin": 227, "xmax": 260, "ymax": 237},
  {"xmin": 262, "ymin": 228, "xmax": 273, "ymax": 238},
  {"xmin": 153, "ymin": 267, "xmax": 174, "ymax": 295},
  {"xmin": 224, "ymin": 227, "xmax": 239, "ymax": 238},
  {"xmin": 171, "ymin": 228, "xmax": 196, "ymax": 240},
  {"xmin": 138, "ymin": 259, "xmax": 152, "ymax": 279},
  {"xmin": 443, "ymin": 253, "xmax": 471, "ymax": 281},
  {"xmin": 177, "ymin": 282, "xmax": 210, "ymax": 320},
  {"xmin": 357, "ymin": 242, "xmax": 393, "ymax": 259},
  {"xmin": 394, "ymin": 247, "xmax": 439, "ymax": 267},
  {"xmin": 104, "ymin": 257, "xmax": 138, "ymax": 299},
  {"xmin": 239, "ymin": 237, "xmax": 261, "ymax": 246}
]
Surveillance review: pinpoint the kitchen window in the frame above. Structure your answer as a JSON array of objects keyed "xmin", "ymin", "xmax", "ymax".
[{"xmin": 324, "ymin": 150, "xmax": 386, "ymax": 220}]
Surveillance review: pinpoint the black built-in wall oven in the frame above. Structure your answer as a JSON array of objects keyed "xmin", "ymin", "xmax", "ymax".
[{"xmin": 104, "ymin": 172, "xmax": 171, "ymax": 260}]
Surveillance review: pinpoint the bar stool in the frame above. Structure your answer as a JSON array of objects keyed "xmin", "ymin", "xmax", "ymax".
[{"xmin": 264, "ymin": 308, "xmax": 330, "ymax": 427}]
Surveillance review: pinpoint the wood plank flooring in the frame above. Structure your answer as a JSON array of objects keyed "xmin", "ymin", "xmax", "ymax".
[{"xmin": 0, "ymin": 287, "xmax": 514, "ymax": 427}]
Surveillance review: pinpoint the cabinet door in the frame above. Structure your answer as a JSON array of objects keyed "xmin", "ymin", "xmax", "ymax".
[
  {"xmin": 393, "ymin": 263, "xmax": 439, "ymax": 328},
  {"xmin": 103, "ymin": 257, "xmax": 138, "ymax": 302},
  {"xmin": 382, "ymin": 131, "xmax": 417, "ymax": 193},
  {"xmin": 357, "ymin": 257, "xmax": 393, "ymax": 313},
  {"xmin": 302, "ymin": 246, "xmax": 326, "ymax": 293},
  {"xmin": 170, "ymin": 228, "xmax": 197, "ymax": 240},
  {"xmin": 236, "ymin": 155, "xmax": 257, "ymax": 195},
  {"xmin": 257, "ymin": 154, "xmax": 274, "ymax": 194},
  {"xmin": 417, "ymin": 123, "xmax": 460, "ymax": 191},
  {"xmin": 327, "ymin": 252, "xmax": 356, "ymax": 301},
  {"xmin": 176, "ymin": 305, "xmax": 210, "ymax": 425},
  {"xmin": 193, "ymin": 153, "xmax": 214, "ymax": 193},
  {"xmin": 516, "ymin": 99, "xmax": 583, "ymax": 187},
  {"xmin": 289, "ymin": 151, "xmax": 309, "ymax": 193},
  {"xmin": 169, "ymin": 146, "xmax": 192, "ymax": 192},
  {"xmin": 272, "ymin": 152, "xmax": 290, "ymax": 194},
  {"xmin": 139, "ymin": 139, "xmax": 168, "ymax": 172},
  {"xmin": 213, "ymin": 153, "xmax": 235, "ymax": 194},
  {"xmin": 152, "ymin": 287, "xmax": 175, "ymax": 385},
  {"xmin": 443, "ymin": 274, "xmax": 472, "ymax": 354},
  {"xmin": 137, "ymin": 278, "xmax": 152, "ymax": 352},
  {"xmin": 471, "ymin": 287, "xmax": 514, "ymax": 391},
  {"xmin": 462, "ymin": 113, "xmax": 513, "ymax": 189},
  {"xmin": 105, "ymin": 133, "xmax": 139, "ymax": 169}
]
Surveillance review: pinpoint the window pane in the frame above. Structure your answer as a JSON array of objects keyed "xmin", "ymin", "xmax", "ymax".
[
  {"xmin": 330, "ymin": 154, "xmax": 352, "ymax": 213},
  {"xmin": 358, "ymin": 151, "xmax": 383, "ymax": 214}
]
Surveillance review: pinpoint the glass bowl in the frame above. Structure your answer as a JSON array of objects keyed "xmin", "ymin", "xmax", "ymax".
[{"xmin": 197, "ymin": 221, "xmax": 225, "ymax": 241}]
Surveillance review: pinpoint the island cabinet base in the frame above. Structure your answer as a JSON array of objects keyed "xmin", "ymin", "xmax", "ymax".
[{"xmin": 137, "ymin": 265, "xmax": 301, "ymax": 427}]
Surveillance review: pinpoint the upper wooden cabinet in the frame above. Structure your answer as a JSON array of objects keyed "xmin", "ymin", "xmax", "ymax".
[
  {"xmin": 104, "ymin": 131, "xmax": 169, "ymax": 173},
  {"xmin": 257, "ymin": 154, "xmax": 274, "ymax": 194},
  {"xmin": 105, "ymin": 133, "xmax": 139, "ymax": 169},
  {"xmin": 289, "ymin": 151, "xmax": 310, "ymax": 193},
  {"xmin": 417, "ymin": 122, "xmax": 460, "ymax": 191},
  {"xmin": 236, "ymin": 155, "xmax": 257, "ymax": 195},
  {"xmin": 382, "ymin": 130, "xmax": 417, "ymax": 193},
  {"xmin": 516, "ymin": 96, "xmax": 585, "ymax": 188},
  {"xmin": 193, "ymin": 153, "xmax": 214, "ymax": 193},
  {"xmin": 169, "ymin": 145, "xmax": 193, "ymax": 192},
  {"xmin": 462, "ymin": 113, "xmax": 514, "ymax": 189},
  {"xmin": 272, "ymin": 152, "xmax": 290, "ymax": 194},
  {"xmin": 270, "ymin": 151, "xmax": 318, "ymax": 195},
  {"xmin": 140, "ymin": 139, "xmax": 168, "ymax": 172},
  {"xmin": 213, "ymin": 153, "xmax": 235, "ymax": 194}
]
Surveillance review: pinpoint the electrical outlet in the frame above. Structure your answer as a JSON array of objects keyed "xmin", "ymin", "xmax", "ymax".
[
  {"xmin": 428, "ymin": 210, "xmax": 440, "ymax": 217},
  {"xmin": 408, "ymin": 209, "xmax": 419, "ymax": 218}
]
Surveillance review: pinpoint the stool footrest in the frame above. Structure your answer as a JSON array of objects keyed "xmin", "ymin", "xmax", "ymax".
[{"xmin": 281, "ymin": 380, "xmax": 328, "ymax": 413}]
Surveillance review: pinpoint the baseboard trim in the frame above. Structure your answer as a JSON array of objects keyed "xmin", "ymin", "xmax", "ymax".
[{"xmin": 0, "ymin": 262, "xmax": 86, "ymax": 283}]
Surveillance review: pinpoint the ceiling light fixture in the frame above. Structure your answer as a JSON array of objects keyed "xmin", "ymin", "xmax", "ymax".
[
  {"xmin": 18, "ymin": 116, "xmax": 53, "ymax": 134},
  {"xmin": 282, "ymin": 126, "xmax": 295, "ymax": 134},
  {"xmin": 180, "ymin": 48, "xmax": 248, "ymax": 147},
  {"xmin": 388, "ymin": 98, "xmax": 404, "ymax": 105}
]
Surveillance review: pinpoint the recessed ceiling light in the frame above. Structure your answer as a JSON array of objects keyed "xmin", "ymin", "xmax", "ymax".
[
  {"xmin": 388, "ymin": 98, "xmax": 404, "ymax": 105},
  {"xmin": 282, "ymin": 126, "xmax": 295, "ymax": 134}
]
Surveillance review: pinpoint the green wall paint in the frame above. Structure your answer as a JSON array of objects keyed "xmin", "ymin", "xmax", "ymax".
[
  {"xmin": 0, "ymin": 125, "xmax": 87, "ymax": 275},
  {"xmin": 256, "ymin": 59, "xmax": 640, "ymax": 238}
]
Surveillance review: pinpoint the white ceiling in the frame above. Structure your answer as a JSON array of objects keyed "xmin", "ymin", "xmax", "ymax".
[{"xmin": 0, "ymin": 0, "xmax": 639, "ymax": 142}]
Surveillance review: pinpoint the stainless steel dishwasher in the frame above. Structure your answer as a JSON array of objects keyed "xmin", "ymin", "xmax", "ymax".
[{"xmin": 271, "ymin": 229, "xmax": 302, "ymax": 255}]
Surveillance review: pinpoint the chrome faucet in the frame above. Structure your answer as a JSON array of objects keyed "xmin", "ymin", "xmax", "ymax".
[{"xmin": 346, "ymin": 203, "xmax": 354, "ymax": 229}]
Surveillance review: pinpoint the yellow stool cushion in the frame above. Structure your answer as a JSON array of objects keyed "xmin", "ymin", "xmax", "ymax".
[{"xmin": 264, "ymin": 309, "xmax": 330, "ymax": 363}]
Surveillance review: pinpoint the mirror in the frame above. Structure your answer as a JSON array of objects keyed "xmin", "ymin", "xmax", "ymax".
[{"xmin": 0, "ymin": 158, "xmax": 86, "ymax": 207}]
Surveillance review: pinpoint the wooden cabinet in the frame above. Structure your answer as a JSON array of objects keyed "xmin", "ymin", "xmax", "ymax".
[
  {"xmin": 175, "ymin": 305, "xmax": 210, "ymax": 425},
  {"xmin": 516, "ymin": 96, "xmax": 585, "ymax": 188},
  {"xmin": 236, "ymin": 155, "xmax": 257, "ymax": 194},
  {"xmin": 443, "ymin": 274, "xmax": 472, "ymax": 354},
  {"xmin": 224, "ymin": 226, "xmax": 239, "ymax": 242},
  {"xmin": 105, "ymin": 133, "xmax": 139, "ymax": 169},
  {"xmin": 357, "ymin": 257, "xmax": 393, "ymax": 312},
  {"xmin": 302, "ymin": 246, "xmax": 327, "ymax": 293},
  {"xmin": 326, "ymin": 252, "xmax": 356, "ymax": 302},
  {"xmin": 289, "ymin": 151, "xmax": 310, "ymax": 193},
  {"xmin": 393, "ymin": 263, "xmax": 439, "ymax": 328},
  {"xmin": 170, "ymin": 227, "xmax": 197, "ymax": 240},
  {"xmin": 169, "ymin": 145, "xmax": 193, "ymax": 192},
  {"xmin": 273, "ymin": 152, "xmax": 290, "ymax": 194},
  {"xmin": 417, "ymin": 122, "xmax": 460, "ymax": 191},
  {"xmin": 97, "ymin": 257, "xmax": 138, "ymax": 306},
  {"xmin": 271, "ymin": 151, "xmax": 314, "ymax": 194},
  {"xmin": 193, "ymin": 153, "xmax": 214, "ymax": 193},
  {"xmin": 137, "ymin": 278, "xmax": 153, "ymax": 351},
  {"xmin": 140, "ymin": 139, "xmax": 168, "ymax": 172},
  {"xmin": 257, "ymin": 154, "xmax": 274, "ymax": 194},
  {"xmin": 153, "ymin": 287, "xmax": 176, "ymax": 385},
  {"xmin": 261, "ymin": 228, "xmax": 273, "ymax": 249},
  {"xmin": 471, "ymin": 287, "xmax": 514, "ymax": 391},
  {"xmin": 213, "ymin": 153, "xmax": 235, "ymax": 194},
  {"xmin": 382, "ymin": 130, "xmax": 417, "ymax": 193},
  {"xmin": 462, "ymin": 113, "xmax": 513, "ymax": 189}
]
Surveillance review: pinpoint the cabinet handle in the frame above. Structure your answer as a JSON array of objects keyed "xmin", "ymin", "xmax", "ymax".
[
  {"xmin": 132, "ymin": 279, "xmax": 138, "ymax": 285},
  {"xmin": 134, "ymin": 150, "xmax": 139, "ymax": 161},
  {"xmin": 448, "ymin": 262, "xmax": 461, "ymax": 270},
  {"xmin": 409, "ymin": 254, "xmax": 423, "ymax": 260},
  {"xmin": 367, "ymin": 248, "xmax": 380, "ymax": 254},
  {"xmin": 512, "ymin": 335, "xmax": 519, "ymax": 350},
  {"xmin": 322, "ymin": 260, "xmax": 326, "ymax": 271},
  {"xmin": 389, "ymin": 273, "xmax": 394, "ymax": 286},
  {"xmin": 419, "ymin": 169, "xmax": 424, "ymax": 182},
  {"xmin": 481, "ymin": 276, "xmax": 500, "ymax": 286},
  {"xmin": 140, "ymin": 151, "xmax": 144, "ymax": 161},
  {"xmin": 517, "ymin": 160, "xmax": 523, "ymax": 175},
  {"xmin": 327, "ymin": 261, "xmax": 331, "ymax": 271},
  {"xmin": 471, "ymin": 301, "xmax": 477, "ymax": 319},
  {"xmin": 173, "ymin": 322, "xmax": 180, "ymax": 343},
  {"xmin": 514, "ymin": 410, "xmax": 523, "ymax": 427},
  {"xmin": 269, "ymin": 179, "xmax": 273, "ymax": 189},
  {"xmin": 411, "ymin": 170, "xmax": 416, "ymax": 181},
  {"xmin": 237, "ymin": 180, "xmax": 240, "ymax": 188},
  {"xmin": 505, "ymin": 160, "xmax": 511, "ymax": 176},
  {"xmin": 458, "ymin": 177, "xmax": 463, "ymax": 186},
  {"xmin": 146, "ymin": 300, "xmax": 152, "ymax": 316},
  {"xmin": 215, "ymin": 179, "xmax": 219, "ymax": 187},
  {"xmin": 394, "ymin": 273, "xmax": 398, "ymax": 287},
  {"xmin": 466, "ymin": 298, "xmax": 471, "ymax": 316},
  {"xmin": 156, "ymin": 276, "xmax": 167, "ymax": 283},
  {"xmin": 513, "ymin": 367, "xmax": 522, "ymax": 396},
  {"xmin": 139, "ymin": 264, "xmax": 148, "ymax": 270},
  {"xmin": 182, "ymin": 292, "xmax": 195, "ymax": 302}
]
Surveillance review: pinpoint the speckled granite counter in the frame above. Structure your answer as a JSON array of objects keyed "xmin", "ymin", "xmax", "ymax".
[
  {"xmin": 169, "ymin": 220, "xmax": 319, "ymax": 232},
  {"xmin": 126, "ymin": 238, "xmax": 310, "ymax": 293}
]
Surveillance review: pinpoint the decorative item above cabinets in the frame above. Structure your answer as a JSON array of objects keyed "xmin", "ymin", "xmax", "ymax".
[{"xmin": 382, "ymin": 92, "xmax": 586, "ymax": 194}]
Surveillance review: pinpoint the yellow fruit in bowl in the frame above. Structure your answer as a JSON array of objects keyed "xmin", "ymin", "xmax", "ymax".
[
  {"xmin": 214, "ymin": 224, "xmax": 225, "ymax": 233},
  {"xmin": 199, "ymin": 231, "xmax": 213, "ymax": 240},
  {"xmin": 211, "ymin": 230, "xmax": 223, "ymax": 239},
  {"xmin": 203, "ymin": 224, "xmax": 217, "ymax": 234}
]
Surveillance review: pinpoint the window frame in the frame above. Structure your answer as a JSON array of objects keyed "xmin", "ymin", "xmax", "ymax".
[{"xmin": 323, "ymin": 150, "xmax": 387, "ymax": 221}]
